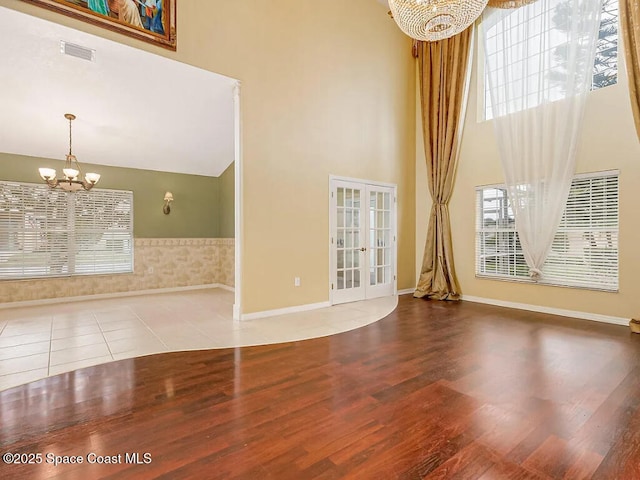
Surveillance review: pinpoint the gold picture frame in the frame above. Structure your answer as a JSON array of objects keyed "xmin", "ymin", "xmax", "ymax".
[{"xmin": 19, "ymin": 0, "xmax": 177, "ymax": 51}]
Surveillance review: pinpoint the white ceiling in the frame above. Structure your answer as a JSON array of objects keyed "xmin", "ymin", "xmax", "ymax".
[{"xmin": 0, "ymin": 6, "xmax": 237, "ymax": 178}]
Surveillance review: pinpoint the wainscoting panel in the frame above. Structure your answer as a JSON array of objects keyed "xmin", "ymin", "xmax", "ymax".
[{"xmin": 0, "ymin": 238, "xmax": 235, "ymax": 304}]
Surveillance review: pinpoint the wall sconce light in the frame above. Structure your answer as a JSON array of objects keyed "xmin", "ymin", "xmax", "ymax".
[{"xmin": 163, "ymin": 192, "xmax": 173, "ymax": 214}]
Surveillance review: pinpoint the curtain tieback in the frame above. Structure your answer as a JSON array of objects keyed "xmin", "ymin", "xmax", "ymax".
[{"xmin": 529, "ymin": 268, "xmax": 543, "ymax": 280}]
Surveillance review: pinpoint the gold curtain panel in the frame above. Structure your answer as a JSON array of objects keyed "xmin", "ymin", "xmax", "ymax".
[
  {"xmin": 413, "ymin": 30, "xmax": 473, "ymax": 301},
  {"xmin": 621, "ymin": 0, "xmax": 640, "ymax": 140},
  {"xmin": 487, "ymin": 0, "xmax": 538, "ymax": 8}
]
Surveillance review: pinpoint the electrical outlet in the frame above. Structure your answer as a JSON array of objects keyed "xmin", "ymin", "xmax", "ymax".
[{"xmin": 294, "ymin": 277, "xmax": 301, "ymax": 287}]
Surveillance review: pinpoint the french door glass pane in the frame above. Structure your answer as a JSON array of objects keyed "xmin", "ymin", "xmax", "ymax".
[
  {"xmin": 335, "ymin": 185, "xmax": 366, "ymax": 293},
  {"xmin": 334, "ymin": 183, "xmax": 393, "ymax": 300},
  {"xmin": 369, "ymin": 190, "xmax": 391, "ymax": 286}
]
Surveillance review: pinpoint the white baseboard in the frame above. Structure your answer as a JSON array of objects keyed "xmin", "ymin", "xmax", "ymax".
[
  {"xmin": 242, "ymin": 301, "xmax": 332, "ymax": 321},
  {"xmin": 397, "ymin": 288, "xmax": 415, "ymax": 296},
  {"xmin": 217, "ymin": 284, "xmax": 235, "ymax": 293},
  {"xmin": 0, "ymin": 284, "xmax": 229, "ymax": 310},
  {"xmin": 462, "ymin": 295, "xmax": 629, "ymax": 326}
]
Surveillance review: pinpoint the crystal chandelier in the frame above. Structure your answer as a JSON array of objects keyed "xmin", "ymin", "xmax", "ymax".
[
  {"xmin": 39, "ymin": 114, "xmax": 101, "ymax": 192},
  {"xmin": 388, "ymin": 0, "xmax": 488, "ymax": 42}
]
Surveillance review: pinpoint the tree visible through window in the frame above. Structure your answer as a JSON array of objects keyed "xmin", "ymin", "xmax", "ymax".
[
  {"xmin": 593, "ymin": 0, "xmax": 619, "ymax": 88},
  {"xmin": 483, "ymin": 0, "xmax": 619, "ymax": 119},
  {"xmin": 548, "ymin": 0, "xmax": 618, "ymax": 89}
]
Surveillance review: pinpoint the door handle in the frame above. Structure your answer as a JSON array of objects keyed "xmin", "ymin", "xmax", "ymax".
[{"xmin": 360, "ymin": 247, "xmax": 367, "ymax": 252}]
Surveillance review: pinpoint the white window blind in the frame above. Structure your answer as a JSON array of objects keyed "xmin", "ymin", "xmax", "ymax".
[
  {"xmin": 0, "ymin": 181, "xmax": 133, "ymax": 280},
  {"xmin": 475, "ymin": 171, "xmax": 618, "ymax": 291}
]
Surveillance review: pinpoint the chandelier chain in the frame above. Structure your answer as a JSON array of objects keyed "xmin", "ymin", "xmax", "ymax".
[{"xmin": 68, "ymin": 115, "xmax": 72, "ymax": 156}]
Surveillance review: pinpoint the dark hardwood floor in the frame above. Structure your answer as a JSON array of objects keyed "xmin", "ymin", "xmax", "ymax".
[{"xmin": 1, "ymin": 294, "xmax": 639, "ymax": 479}]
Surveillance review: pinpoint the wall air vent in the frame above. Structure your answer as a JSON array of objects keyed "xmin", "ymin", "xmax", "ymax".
[{"xmin": 60, "ymin": 41, "xmax": 95, "ymax": 62}]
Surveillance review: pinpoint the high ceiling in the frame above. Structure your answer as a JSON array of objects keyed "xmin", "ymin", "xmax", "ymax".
[{"xmin": 0, "ymin": 6, "xmax": 237, "ymax": 178}]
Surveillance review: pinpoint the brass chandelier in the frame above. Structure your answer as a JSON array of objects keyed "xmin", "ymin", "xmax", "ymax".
[{"xmin": 39, "ymin": 113, "xmax": 101, "ymax": 192}]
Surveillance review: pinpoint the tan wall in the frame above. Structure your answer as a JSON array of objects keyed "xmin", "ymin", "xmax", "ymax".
[
  {"xmin": 0, "ymin": 0, "xmax": 416, "ymax": 313},
  {"xmin": 0, "ymin": 238, "xmax": 234, "ymax": 303},
  {"xmin": 219, "ymin": 162, "xmax": 235, "ymax": 238},
  {"xmin": 415, "ymin": 38, "xmax": 640, "ymax": 319},
  {"xmin": 0, "ymin": 152, "xmax": 223, "ymax": 238}
]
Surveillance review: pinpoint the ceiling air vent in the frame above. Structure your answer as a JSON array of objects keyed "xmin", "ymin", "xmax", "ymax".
[{"xmin": 60, "ymin": 41, "xmax": 95, "ymax": 62}]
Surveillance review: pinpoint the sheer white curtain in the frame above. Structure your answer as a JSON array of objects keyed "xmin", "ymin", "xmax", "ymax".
[{"xmin": 483, "ymin": 0, "xmax": 602, "ymax": 279}]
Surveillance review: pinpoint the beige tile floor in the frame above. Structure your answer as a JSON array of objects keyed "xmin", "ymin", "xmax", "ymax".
[{"xmin": 0, "ymin": 288, "xmax": 397, "ymax": 391}]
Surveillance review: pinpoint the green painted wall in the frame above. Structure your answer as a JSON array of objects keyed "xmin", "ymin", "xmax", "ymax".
[
  {"xmin": 0, "ymin": 152, "xmax": 233, "ymax": 238},
  {"xmin": 219, "ymin": 162, "xmax": 235, "ymax": 238}
]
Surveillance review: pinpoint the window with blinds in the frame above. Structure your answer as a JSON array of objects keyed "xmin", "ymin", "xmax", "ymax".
[
  {"xmin": 475, "ymin": 171, "xmax": 618, "ymax": 291},
  {"xmin": 0, "ymin": 181, "xmax": 133, "ymax": 280}
]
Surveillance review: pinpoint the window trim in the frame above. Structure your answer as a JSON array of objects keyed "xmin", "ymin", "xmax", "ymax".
[
  {"xmin": 475, "ymin": 170, "xmax": 619, "ymax": 292},
  {"xmin": 0, "ymin": 181, "xmax": 134, "ymax": 281}
]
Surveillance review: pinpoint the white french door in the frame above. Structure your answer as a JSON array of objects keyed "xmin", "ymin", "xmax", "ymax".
[{"xmin": 330, "ymin": 178, "xmax": 397, "ymax": 305}]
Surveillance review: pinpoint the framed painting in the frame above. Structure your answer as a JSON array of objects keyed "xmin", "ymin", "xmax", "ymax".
[{"xmin": 19, "ymin": 0, "xmax": 177, "ymax": 50}]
